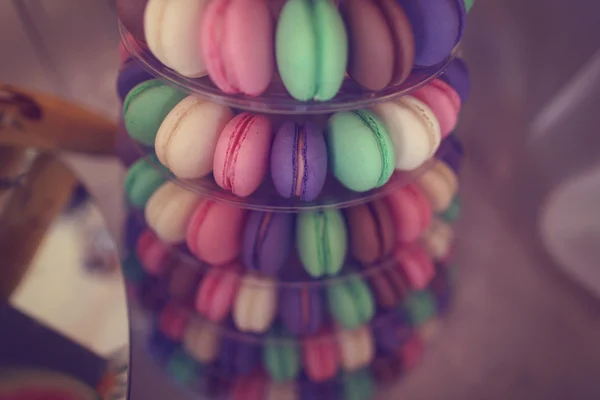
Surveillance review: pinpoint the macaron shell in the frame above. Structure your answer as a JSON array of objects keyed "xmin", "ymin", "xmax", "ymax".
[
  {"xmin": 276, "ymin": 0, "xmax": 318, "ymax": 101},
  {"xmin": 233, "ymin": 275, "xmax": 277, "ymax": 333},
  {"xmin": 465, "ymin": 0, "xmax": 475, "ymax": 12},
  {"xmin": 338, "ymin": 326, "xmax": 375, "ymax": 371},
  {"xmin": 124, "ymin": 157, "xmax": 166, "ymax": 208},
  {"xmin": 186, "ymin": 200, "xmax": 246, "ymax": 265},
  {"xmin": 231, "ymin": 373, "xmax": 268, "ymax": 400},
  {"xmin": 195, "ymin": 264, "xmax": 241, "ymax": 322},
  {"xmin": 412, "ymin": 79, "xmax": 461, "ymax": 138},
  {"xmin": 136, "ymin": 229, "xmax": 171, "ymax": 276},
  {"xmin": 327, "ymin": 277, "xmax": 375, "ymax": 330},
  {"xmin": 279, "ymin": 284, "xmax": 325, "ymax": 336},
  {"xmin": 155, "ymin": 96, "xmax": 234, "ymax": 179},
  {"xmin": 440, "ymin": 196, "xmax": 460, "ymax": 223},
  {"xmin": 117, "ymin": 0, "xmax": 148, "ymax": 42},
  {"xmin": 266, "ymin": 382, "xmax": 299, "ymax": 400},
  {"xmin": 378, "ymin": 0, "xmax": 415, "ymax": 84},
  {"xmin": 123, "ymin": 80, "xmax": 188, "ymax": 146},
  {"xmin": 440, "ymin": 58, "xmax": 471, "ymax": 103},
  {"xmin": 395, "ymin": 245, "xmax": 435, "ymax": 290},
  {"xmin": 372, "ymin": 96, "xmax": 441, "ymax": 170},
  {"xmin": 346, "ymin": 199, "xmax": 395, "ymax": 265},
  {"xmin": 416, "ymin": 160, "xmax": 458, "ymax": 212},
  {"xmin": 202, "ymin": 0, "xmax": 274, "ymax": 95},
  {"xmin": 302, "ymin": 332, "xmax": 340, "ymax": 382},
  {"xmin": 385, "ymin": 184, "xmax": 433, "ymax": 243},
  {"xmin": 144, "ymin": 0, "xmax": 208, "ymax": 77},
  {"xmin": 216, "ymin": 336, "xmax": 260, "ymax": 377},
  {"xmin": 264, "ymin": 339, "xmax": 301, "ymax": 382},
  {"xmin": 421, "ymin": 219, "xmax": 454, "ymax": 261},
  {"xmin": 436, "ymin": 134, "xmax": 464, "ymax": 173},
  {"xmin": 117, "ymin": 59, "xmax": 154, "ymax": 101},
  {"xmin": 213, "ymin": 113, "xmax": 273, "ymax": 197},
  {"xmin": 145, "ymin": 181, "xmax": 201, "ymax": 244},
  {"xmin": 343, "ymin": 369, "xmax": 374, "ymax": 400},
  {"xmin": 158, "ymin": 303, "xmax": 191, "ymax": 341},
  {"xmin": 368, "ymin": 259, "xmax": 408, "ymax": 309},
  {"xmin": 405, "ymin": 290, "xmax": 437, "ymax": 326}
]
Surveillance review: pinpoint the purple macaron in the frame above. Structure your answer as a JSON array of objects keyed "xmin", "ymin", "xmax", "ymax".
[
  {"xmin": 215, "ymin": 333, "xmax": 260, "ymax": 378},
  {"xmin": 396, "ymin": 0, "xmax": 466, "ymax": 67},
  {"xmin": 279, "ymin": 282, "xmax": 325, "ymax": 336},
  {"xmin": 242, "ymin": 211, "xmax": 294, "ymax": 275},
  {"xmin": 435, "ymin": 135, "xmax": 464, "ymax": 173},
  {"xmin": 271, "ymin": 121, "xmax": 328, "ymax": 202},
  {"xmin": 372, "ymin": 310, "xmax": 413, "ymax": 353},
  {"xmin": 125, "ymin": 210, "xmax": 145, "ymax": 250},
  {"xmin": 440, "ymin": 58, "xmax": 471, "ymax": 104},
  {"xmin": 300, "ymin": 376, "xmax": 340, "ymax": 400},
  {"xmin": 117, "ymin": 58, "xmax": 154, "ymax": 101}
]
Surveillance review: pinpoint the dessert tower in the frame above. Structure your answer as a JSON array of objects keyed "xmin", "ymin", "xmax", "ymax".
[{"xmin": 116, "ymin": 0, "xmax": 473, "ymax": 398}]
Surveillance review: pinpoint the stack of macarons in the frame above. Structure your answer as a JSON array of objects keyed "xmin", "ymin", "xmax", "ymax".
[{"xmin": 117, "ymin": 0, "xmax": 470, "ymax": 101}]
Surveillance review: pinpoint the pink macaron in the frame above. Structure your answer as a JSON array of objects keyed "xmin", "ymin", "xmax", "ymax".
[
  {"xmin": 195, "ymin": 262, "xmax": 242, "ymax": 323},
  {"xmin": 393, "ymin": 244, "xmax": 435, "ymax": 290},
  {"xmin": 302, "ymin": 328, "xmax": 340, "ymax": 383},
  {"xmin": 136, "ymin": 229, "xmax": 172, "ymax": 276},
  {"xmin": 385, "ymin": 184, "xmax": 433, "ymax": 243},
  {"xmin": 201, "ymin": 0, "xmax": 274, "ymax": 96},
  {"xmin": 412, "ymin": 79, "xmax": 461, "ymax": 138},
  {"xmin": 186, "ymin": 199, "xmax": 247, "ymax": 264},
  {"xmin": 213, "ymin": 113, "xmax": 273, "ymax": 197},
  {"xmin": 158, "ymin": 303, "xmax": 191, "ymax": 342}
]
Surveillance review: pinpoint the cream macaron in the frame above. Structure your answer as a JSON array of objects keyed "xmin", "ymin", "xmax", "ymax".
[
  {"xmin": 338, "ymin": 325, "xmax": 375, "ymax": 372},
  {"xmin": 145, "ymin": 181, "xmax": 201, "ymax": 243},
  {"xmin": 233, "ymin": 275, "xmax": 277, "ymax": 333},
  {"xmin": 183, "ymin": 316, "xmax": 221, "ymax": 363},
  {"xmin": 372, "ymin": 96, "xmax": 441, "ymax": 170},
  {"xmin": 415, "ymin": 160, "xmax": 458, "ymax": 213},
  {"xmin": 144, "ymin": 0, "xmax": 209, "ymax": 77},
  {"xmin": 155, "ymin": 96, "xmax": 233, "ymax": 179},
  {"xmin": 421, "ymin": 218, "xmax": 454, "ymax": 261}
]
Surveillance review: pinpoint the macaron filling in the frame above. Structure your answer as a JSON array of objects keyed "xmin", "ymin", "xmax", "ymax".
[
  {"xmin": 222, "ymin": 114, "xmax": 254, "ymax": 191},
  {"xmin": 353, "ymin": 110, "xmax": 394, "ymax": 186},
  {"xmin": 291, "ymin": 124, "xmax": 309, "ymax": 198},
  {"xmin": 253, "ymin": 212, "xmax": 273, "ymax": 268}
]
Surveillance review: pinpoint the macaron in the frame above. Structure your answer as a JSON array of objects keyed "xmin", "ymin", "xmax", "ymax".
[
  {"xmin": 213, "ymin": 113, "xmax": 273, "ymax": 197},
  {"xmin": 371, "ymin": 354, "xmax": 401, "ymax": 384},
  {"xmin": 302, "ymin": 329, "xmax": 340, "ymax": 382},
  {"xmin": 145, "ymin": 181, "xmax": 201, "ymax": 244},
  {"xmin": 149, "ymin": 331, "xmax": 178, "ymax": 366},
  {"xmin": 117, "ymin": 58, "xmax": 154, "ymax": 101},
  {"xmin": 166, "ymin": 348, "xmax": 200, "ymax": 385},
  {"xmin": 372, "ymin": 96, "xmax": 441, "ymax": 171},
  {"xmin": 201, "ymin": 0, "xmax": 274, "ymax": 96},
  {"xmin": 436, "ymin": 134, "xmax": 464, "ymax": 173},
  {"xmin": 116, "ymin": 118, "xmax": 141, "ymax": 167},
  {"xmin": 327, "ymin": 274, "xmax": 375, "ymax": 330},
  {"xmin": 342, "ymin": 369, "xmax": 374, "ymax": 400},
  {"xmin": 465, "ymin": 0, "xmax": 475, "ymax": 13},
  {"xmin": 299, "ymin": 378, "xmax": 340, "ymax": 400},
  {"xmin": 384, "ymin": 183, "xmax": 432, "ymax": 243},
  {"xmin": 395, "ymin": 0, "xmax": 465, "ymax": 67},
  {"xmin": 155, "ymin": 95, "xmax": 233, "ymax": 179},
  {"xmin": 337, "ymin": 326, "xmax": 375, "ymax": 372},
  {"xmin": 117, "ymin": 0, "xmax": 148, "ymax": 42},
  {"xmin": 123, "ymin": 79, "xmax": 187, "ymax": 146},
  {"xmin": 412, "ymin": 79, "xmax": 461, "ymax": 138},
  {"xmin": 231, "ymin": 373, "xmax": 268, "ymax": 400},
  {"xmin": 421, "ymin": 218, "xmax": 454, "ymax": 261},
  {"xmin": 367, "ymin": 259, "xmax": 408, "ymax": 309},
  {"xmin": 341, "ymin": 0, "xmax": 414, "ymax": 91},
  {"xmin": 167, "ymin": 261, "xmax": 203, "ymax": 304},
  {"xmin": 399, "ymin": 335, "xmax": 424, "ymax": 370},
  {"xmin": 144, "ymin": 0, "xmax": 208, "ymax": 77},
  {"xmin": 440, "ymin": 58, "xmax": 471, "ymax": 104},
  {"xmin": 183, "ymin": 316, "xmax": 222, "ymax": 363},
  {"xmin": 263, "ymin": 334, "xmax": 301, "ymax": 382},
  {"xmin": 266, "ymin": 381, "xmax": 299, "ymax": 400},
  {"xmin": 136, "ymin": 229, "xmax": 172, "ymax": 276},
  {"xmin": 124, "ymin": 156, "xmax": 167, "ymax": 209},
  {"xmin": 186, "ymin": 199, "xmax": 246, "ymax": 265},
  {"xmin": 125, "ymin": 211, "xmax": 145, "ymax": 250},
  {"xmin": 393, "ymin": 244, "xmax": 435, "ymax": 290},
  {"xmin": 271, "ymin": 121, "xmax": 328, "ymax": 202},
  {"xmin": 158, "ymin": 303, "xmax": 191, "ymax": 342},
  {"xmin": 327, "ymin": 110, "xmax": 395, "ymax": 192},
  {"xmin": 233, "ymin": 274, "xmax": 277, "ymax": 333},
  {"xmin": 195, "ymin": 262, "xmax": 242, "ymax": 323},
  {"xmin": 296, "ymin": 209, "xmax": 348, "ymax": 278},
  {"xmin": 242, "ymin": 211, "xmax": 294, "ymax": 275},
  {"xmin": 371, "ymin": 311, "xmax": 412, "ymax": 353},
  {"xmin": 404, "ymin": 290, "xmax": 437, "ymax": 327},
  {"xmin": 415, "ymin": 160, "xmax": 458, "ymax": 212},
  {"xmin": 276, "ymin": 0, "xmax": 348, "ymax": 101},
  {"xmin": 440, "ymin": 196, "xmax": 460, "ymax": 223},
  {"xmin": 216, "ymin": 334, "xmax": 261, "ymax": 378},
  {"xmin": 279, "ymin": 282, "xmax": 325, "ymax": 336},
  {"xmin": 346, "ymin": 198, "xmax": 395, "ymax": 265}
]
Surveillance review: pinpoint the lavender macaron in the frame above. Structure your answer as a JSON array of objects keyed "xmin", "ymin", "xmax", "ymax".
[
  {"xmin": 242, "ymin": 211, "xmax": 294, "ymax": 275},
  {"xmin": 271, "ymin": 121, "xmax": 328, "ymax": 202},
  {"xmin": 435, "ymin": 135, "xmax": 464, "ymax": 173},
  {"xmin": 279, "ymin": 282, "xmax": 325, "ymax": 336},
  {"xmin": 396, "ymin": 0, "xmax": 466, "ymax": 66},
  {"xmin": 215, "ymin": 332, "xmax": 261, "ymax": 378},
  {"xmin": 117, "ymin": 58, "xmax": 154, "ymax": 101},
  {"xmin": 439, "ymin": 58, "xmax": 471, "ymax": 104}
]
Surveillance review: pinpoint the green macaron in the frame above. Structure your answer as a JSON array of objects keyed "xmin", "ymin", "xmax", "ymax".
[
  {"xmin": 123, "ymin": 79, "xmax": 187, "ymax": 146},
  {"xmin": 327, "ymin": 110, "xmax": 396, "ymax": 192},
  {"xmin": 343, "ymin": 369, "xmax": 374, "ymax": 400},
  {"xmin": 465, "ymin": 0, "xmax": 475, "ymax": 12},
  {"xmin": 263, "ymin": 334, "xmax": 300, "ymax": 382},
  {"xmin": 276, "ymin": 0, "xmax": 348, "ymax": 101},
  {"xmin": 121, "ymin": 253, "xmax": 145, "ymax": 284},
  {"xmin": 124, "ymin": 156, "xmax": 167, "ymax": 208},
  {"xmin": 166, "ymin": 348, "xmax": 200, "ymax": 385},
  {"xmin": 440, "ymin": 196, "xmax": 460, "ymax": 223},
  {"xmin": 404, "ymin": 290, "xmax": 437, "ymax": 326},
  {"xmin": 327, "ymin": 274, "xmax": 375, "ymax": 330},
  {"xmin": 296, "ymin": 209, "xmax": 348, "ymax": 278}
]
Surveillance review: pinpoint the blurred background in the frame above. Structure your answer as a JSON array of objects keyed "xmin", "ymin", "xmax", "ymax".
[{"xmin": 1, "ymin": 0, "xmax": 600, "ymax": 399}]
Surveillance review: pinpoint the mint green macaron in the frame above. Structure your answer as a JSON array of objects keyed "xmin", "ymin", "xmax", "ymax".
[
  {"xmin": 440, "ymin": 196, "xmax": 460, "ymax": 223},
  {"xmin": 465, "ymin": 0, "xmax": 475, "ymax": 12},
  {"xmin": 124, "ymin": 156, "xmax": 167, "ymax": 208},
  {"xmin": 166, "ymin": 348, "xmax": 200, "ymax": 385},
  {"xmin": 343, "ymin": 369, "xmax": 374, "ymax": 400},
  {"xmin": 327, "ymin": 110, "xmax": 396, "ymax": 192},
  {"xmin": 296, "ymin": 209, "xmax": 348, "ymax": 278},
  {"xmin": 404, "ymin": 290, "xmax": 437, "ymax": 326},
  {"xmin": 327, "ymin": 274, "xmax": 375, "ymax": 330},
  {"xmin": 263, "ymin": 334, "xmax": 300, "ymax": 382},
  {"xmin": 276, "ymin": 0, "xmax": 348, "ymax": 101},
  {"xmin": 123, "ymin": 79, "xmax": 187, "ymax": 146}
]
